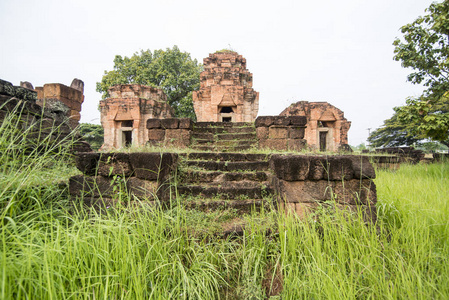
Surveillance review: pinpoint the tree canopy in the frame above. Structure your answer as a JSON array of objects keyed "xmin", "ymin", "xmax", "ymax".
[
  {"xmin": 367, "ymin": 109, "xmax": 421, "ymax": 148},
  {"xmin": 96, "ymin": 46, "xmax": 201, "ymax": 119},
  {"xmin": 389, "ymin": 1, "xmax": 449, "ymax": 146}
]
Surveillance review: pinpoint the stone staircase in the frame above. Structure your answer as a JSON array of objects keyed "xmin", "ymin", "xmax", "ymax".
[
  {"xmin": 190, "ymin": 122, "xmax": 257, "ymax": 152},
  {"xmin": 176, "ymin": 152, "xmax": 274, "ymax": 213}
]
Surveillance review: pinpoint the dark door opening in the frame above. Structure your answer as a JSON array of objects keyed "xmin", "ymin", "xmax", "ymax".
[
  {"xmin": 222, "ymin": 117, "xmax": 232, "ymax": 122},
  {"xmin": 319, "ymin": 132, "xmax": 327, "ymax": 152},
  {"xmin": 123, "ymin": 131, "xmax": 132, "ymax": 147},
  {"xmin": 220, "ymin": 107, "xmax": 234, "ymax": 113}
]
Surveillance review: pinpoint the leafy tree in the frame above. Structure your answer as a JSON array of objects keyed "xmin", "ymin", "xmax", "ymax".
[
  {"xmin": 368, "ymin": 110, "xmax": 421, "ymax": 148},
  {"xmin": 392, "ymin": 1, "xmax": 449, "ymax": 146},
  {"xmin": 96, "ymin": 46, "xmax": 201, "ymax": 119},
  {"xmin": 78, "ymin": 123, "xmax": 104, "ymax": 151}
]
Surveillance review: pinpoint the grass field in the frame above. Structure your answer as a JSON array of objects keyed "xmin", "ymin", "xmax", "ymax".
[{"xmin": 1, "ymin": 114, "xmax": 448, "ymax": 299}]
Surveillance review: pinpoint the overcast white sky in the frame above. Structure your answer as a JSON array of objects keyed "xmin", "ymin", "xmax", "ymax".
[{"xmin": 0, "ymin": 0, "xmax": 434, "ymax": 146}]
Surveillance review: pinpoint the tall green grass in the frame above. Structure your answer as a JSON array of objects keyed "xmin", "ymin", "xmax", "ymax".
[
  {"xmin": 280, "ymin": 163, "xmax": 449, "ymax": 299},
  {"xmin": 1, "ymin": 102, "xmax": 448, "ymax": 299}
]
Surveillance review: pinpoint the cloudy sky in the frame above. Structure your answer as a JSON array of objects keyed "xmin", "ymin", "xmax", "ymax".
[{"xmin": 0, "ymin": 0, "xmax": 433, "ymax": 146}]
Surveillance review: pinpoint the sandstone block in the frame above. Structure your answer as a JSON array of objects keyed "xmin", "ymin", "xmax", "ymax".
[
  {"xmin": 259, "ymin": 139, "xmax": 288, "ymax": 151},
  {"xmin": 148, "ymin": 129, "xmax": 165, "ymax": 141},
  {"xmin": 256, "ymin": 126, "xmax": 268, "ymax": 139},
  {"xmin": 288, "ymin": 127, "xmax": 305, "ymax": 139},
  {"xmin": 147, "ymin": 119, "xmax": 161, "ymax": 129},
  {"xmin": 269, "ymin": 155, "xmax": 310, "ymax": 181},
  {"xmin": 327, "ymin": 156, "xmax": 353, "ymax": 181},
  {"xmin": 127, "ymin": 177, "xmax": 158, "ymax": 200},
  {"xmin": 288, "ymin": 139, "xmax": 307, "ymax": 151},
  {"xmin": 161, "ymin": 118, "xmax": 179, "ymax": 129},
  {"xmin": 97, "ymin": 153, "xmax": 133, "ymax": 177},
  {"xmin": 76, "ymin": 152, "xmax": 101, "ymax": 175},
  {"xmin": 269, "ymin": 126, "xmax": 288, "ymax": 139},
  {"xmin": 308, "ymin": 156, "xmax": 327, "ymax": 180},
  {"xmin": 273, "ymin": 116, "xmax": 291, "ymax": 126},
  {"xmin": 129, "ymin": 152, "xmax": 177, "ymax": 181},
  {"xmin": 178, "ymin": 118, "xmax": 193, "ymax": 129},
  {"xmin": 165, "ymin": 129, "xmax": 191, "ymax": 147},
  {"xmin": 347, "ymin": 155, "xmax": 376, "ymax": 179},
  {"xmin": 69, "ymin": 175, "xmax": 115, "ymax": 198},
  {"xmin": 289, "ymin": 116, "xmax": 307, "ymax": 126},
  {"xmin": 255, "ymin": 116, "xmax": 275, "ymax": 127}
]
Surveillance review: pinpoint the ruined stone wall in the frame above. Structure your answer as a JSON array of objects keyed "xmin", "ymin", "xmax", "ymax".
[
  {"xmin": 255, "ymin": 116, "xmax": 308, "ymax": 151},
  {"xmin": 70, "ymin": 152, "xmax": 178, "ymax": 208},
  {"xmin": 280, "ymin": 101, "xmax": 351, "ymax": 152},
  {"xmin": 100, "ymin": 84, "xmax": 174, "ymax": 149},
  {"xmin": 193, "ymin": 51, "xmax": 259, "ymax": 122},
  {"xmin": 0, "ymin": 79, "xmax": 91, "ymax": 153},
  {"xmin": 270, "ymin": 154, "xmax": 377, "ymax": 221},
  {"xmin": 31, "ymin": 79, "xmax": 85, "ymax": 128}
]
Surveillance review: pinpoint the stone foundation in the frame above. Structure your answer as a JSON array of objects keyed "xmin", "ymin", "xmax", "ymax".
[
  {"xmin": 270, "ymin": 154, "xmax": 377, "ymax": 221},
  {"xmin": 71, "ymin": 151, "xmax": 377, "ymax": 222},
  {"xmin": 70, "ymin": 152, "xmax": 178, "ymax": 208},
  {"xmin": 255, "ymin": 116, "xmax": 308, "ymax": 151}
]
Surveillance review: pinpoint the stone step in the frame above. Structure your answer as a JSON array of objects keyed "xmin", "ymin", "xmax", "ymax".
[
  {"xmin": 215, "ymin": 140, "xmax": 256, "ymax": 146},
  {"xmin": 189, "ymin": 145, "xmax": 256, "ymax": 152},
  {"xmin": 194, "ymin": 122, "xmax": 254, "ymax": 128},
  {"xmin": 185, "ymin": 152, "xmax": 269, "ymax": 162},
  {"xmin": 181, "ymin": 170, "xmax": 270, "ymax": 184},
  {"xmin": 177, "ymin": 182, "xmax": 273, "ymax": 199},
  {"xmin": 184, "ymin": 199, "xmax": 267, "ymax": 214},
  {"xmin": 215, "ymin": 133, "xmax": 256, "ymax": 140},
  {"xmin": 185, "ymin": 160, "xmax": 269, "ymax": 171},
  {"xmin": 191, "ymin": 132, "xmax": 214, "ymax": 139},
  {"xmin": 192, "ymin": 126, "xmax": 255, "ymax": 134}
]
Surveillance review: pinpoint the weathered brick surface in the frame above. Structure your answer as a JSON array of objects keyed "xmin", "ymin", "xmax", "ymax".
[{"xmin": 193, "ymin": 51, "xmax": 259, "ymax": 122}]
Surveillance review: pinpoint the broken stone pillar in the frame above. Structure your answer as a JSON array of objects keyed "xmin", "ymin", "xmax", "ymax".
[
  {"xmin": 34, "ymin": 78, "xmax": 86, "ymax": 128},
  {"xmin": 193, "ymin": 50, "xmax": 259, "ymax": 122}
]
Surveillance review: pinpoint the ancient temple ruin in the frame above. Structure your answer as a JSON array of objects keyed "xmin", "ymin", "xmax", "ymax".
[
  {"xmin": 21, "ymin": 79, "xmax": 85, "ymax": 128},
  {"xmin": 192, "ymin": 51, "xmax": 259, "ymax": 122},
  {"xmin": 100, "ymin": 84, "xmax": 174, "ymax": 149},
  {"xmin": 280, "ymin": 101, "xmax": 351, "ymax": 151}
]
